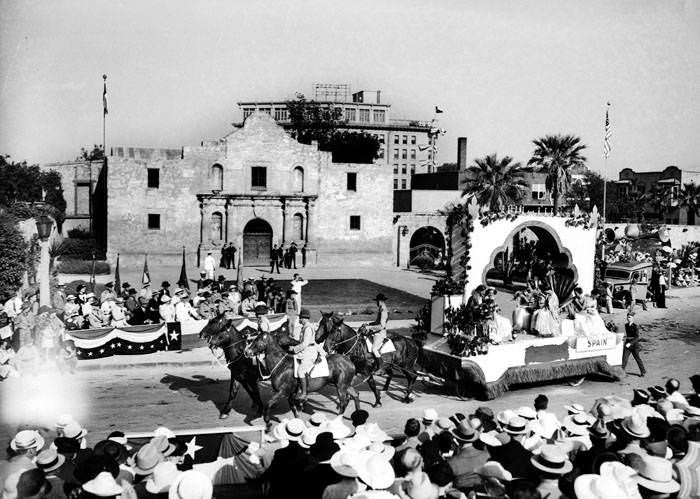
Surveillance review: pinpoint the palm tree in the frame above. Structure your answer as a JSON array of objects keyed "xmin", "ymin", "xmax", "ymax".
[
  {"xmin": 462, "ymin": 154, "xmax": 527, "ymax": 213},
  {"xmin": 527, "ymin": 135, "xmax": 587, "ymax": 213},
  {"xmin": 676, "ymin": 183, "xmax": 700, "ymax": 225}
]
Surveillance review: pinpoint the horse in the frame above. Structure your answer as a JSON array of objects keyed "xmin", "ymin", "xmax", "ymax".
[
  {"xmin": 244, "ymin": 329, "xmax": 360, "ymax": 424},
  {"xmin": 316, "ymin": 311, "xmax": 421, "ymax": 406},
  {"xmin": 199, "ymin": 313, "xmax": 264, "ymax": 419}
]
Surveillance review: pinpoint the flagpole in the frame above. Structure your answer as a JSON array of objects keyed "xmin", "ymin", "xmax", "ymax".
[
  {"xmin": 102, "ymin": 74, "xmax": 107, "ymax": 156},
  {"xmin": 601, "ymin": 102, "xmax": 611, "ymax": 264}
]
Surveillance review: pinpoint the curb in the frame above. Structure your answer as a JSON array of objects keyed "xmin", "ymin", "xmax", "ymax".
[{"xmin": 76, "ymin": 358, "xmax": 223, "ymax": 372}]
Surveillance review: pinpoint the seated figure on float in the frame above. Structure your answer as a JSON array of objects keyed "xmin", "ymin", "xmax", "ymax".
[
  {"xmin": 512, "ymin": 285, "xmax": 535, "ymax": 333},
  {"xmin": 531, "ymin": 289, "xmax": 561, "ymax": 337},
  {"xmin": 486, "ymin": 304, "xmax": 513, "ymax": 344},
  {"xmin": 573, "ymin": 296, "xmax": 609, "ymax": 337}
]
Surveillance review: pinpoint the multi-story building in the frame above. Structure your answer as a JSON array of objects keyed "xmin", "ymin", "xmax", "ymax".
[
  {"xmin": 615, "ymin": 166, "xmax": 700, "ymax": 224},
  {"xmin": 518, "ymin": 164, "xmax": 589, "ymax": 213},
  {"xmin": 236, "ymin": 84, "xmax": 438, "ymax": 190}
]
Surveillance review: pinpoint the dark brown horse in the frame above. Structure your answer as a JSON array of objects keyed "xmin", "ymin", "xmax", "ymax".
[
  {"xmin": 199, "ymin": 313, "xmax": 264, "ymax": 419},
  {"xmin": 316, "ymin": 312, "xmax": 421, "ymax": 406},
  {"xmin": 244, "ymin": 330, "xmax": 360, "ymax": 424}
]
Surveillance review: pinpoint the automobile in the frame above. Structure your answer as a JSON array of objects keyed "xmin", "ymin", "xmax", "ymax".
[{"xmin": 604, "ymin": 261, "xmax": 653, "ymax": 307}]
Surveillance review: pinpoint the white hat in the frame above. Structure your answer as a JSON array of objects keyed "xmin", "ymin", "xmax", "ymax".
[
  {"xmin": 356, "ymin": 451, "xmax": 396, "ymax": 490},
  {"xmin": 146, "ymin": 461, "xmax": 181, "ymax": 494},
  {"xmin": 272, "ymin": 418, "xmax": 306, "ymax": 442},
  {"xmin": 575, "ymin": 474, "xmax": 634, "ymax": 499},
  {"xmin": 299, "ymin": 428, "xmax": 320, "ymax": 449},
  {"xmin": 563, "ymin": 413, "xmax": 595, "ymax": 436},
  {"xmin": 36, "ymin": 447, "xmax": 66, "ymax": 473},
  {"xmin": 10, "ymin": 430, "xmax": 45, "ymax": 452},
  {"xmin": 330, "ymin": 449, "xmax": 361, "ymax": 477},
  {"xmin": 321, "ymin": 416, "xmax": 352, "ymax": 440},
  {"xmin": 355, "ymin": 423, "xmax": 390, "ymax": 443},
  {"xmin": 516, "ymin": 406, "xmax": 536, "ymax": 420},
  {"xmin": 309, "ymin": 413, "xmax": 327, "ymax": 428},
  {"xmin": 62, "ymin": 421, "xmax": 87, "ymax": 440},
  {"xmin": 565, "ymin": 403, "xmax": 586, "ymax": 414},
  {"xmin": 476, "ymin": 461, "xmax": 513, "ymax": 482},
  {"xmin": 82, "ymin": 471, "xmax": 123, "ymax": 497},
  {"xmin": 168, "ymin": 470, "xmax": 213, "ymax": 499},
  {"xmin": 633, "ymin": 455, "xmax": 680, "ymax": 494},
  {"xmin": 340, "ymin": 434, "xmax": 372, "ymax": 452},
  {"xmin": 55, "ymin": 414, "xmax": 75, "ymax": 432},
  {"xmin": 423, "ymin": 409, "xmax": 438, "ymax": 423},
  {"xmin": 367, "ymin": 442, "xmax": 395, "ymax": 461},
  {"xmin": 530, "ymin": 445, "xmax": 573, "ymax": 475},
  {"xmin": 496, "ymin": 409, "xmax": 517, "ymax": 427},
  {"xmin": 154, "ymin": 426, "xmax": 177, "ymax": 439},
  {"xmin": 621, "ymin": 414, "xmax": 650, "ymax": 439},
  {"xmin": 161, "ymin": 295, "xmax": 172, "ymax": 303}
]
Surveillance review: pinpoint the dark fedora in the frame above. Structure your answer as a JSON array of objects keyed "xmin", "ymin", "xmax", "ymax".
[
  {"xmin": 374, "ymin": 293, "xmax": 388, "ymax": 302},
  {"xmin": 254, "ymin": 304, "xmax": 268, "ymax": 315},
  {"xmin": 648, "ymin": 386, "xmax": 667, "ymax": 400},
  {"xmin": 54, "ymin": 437, "xmax": 80, "ymax": 455},
  {"xmin": 350, "ymin": 409, "xmax": 369, "ymax": 427},
  {"xmin": 299, "ymin": 308, "xmax": 311, "ymax": 319},
  {"xmin": 161, "ymin": 281, "xmax": 170, "ymax": 288},
  {"xmin": 310, "ymin": 432, "xmax": 340, "ymax": 462},
  {"xmin": 452, "ymin": 420, "xmax": 479, "ymax": 443},
  {"xmin": 632, "ymin": 389, "xmax": 651, "ymax": 406},
  {"xmin": 93, "ymin": 440, "xmax": 128, "ymax": 465}
]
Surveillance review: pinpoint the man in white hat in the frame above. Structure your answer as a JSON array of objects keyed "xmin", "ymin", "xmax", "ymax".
[
  {"xmin": 531, "ymin": 445, "xmax": 573, "ymax": 499},
  {"xmin": 324, "ymin": 449, "xmax": 363, "ymax": 499},
  {"xmin": 350, "ymin": 451, "xmax": 398, "ymax": 498},
  {"xmin": 159, "ymin": 294, "xmax": 175, "ymax": 322},
  {"xmin": 448, "ymin": 420, "xmax": 489, "ymax": 491},
  {"xmin": 290, "ymin": 308, "xmax": 319, "ymax": 403},
  {"xmin": 418, "ymin": 408, "xmax": 439, "ymax": 443},
  {"xmin": 0, "ymin": 430, "xmax": 45, "ymax": 487}
]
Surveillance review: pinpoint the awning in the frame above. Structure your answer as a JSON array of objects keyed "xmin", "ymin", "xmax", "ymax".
[{"xmin": 657, "ymin": 178, "xmax": 680, "ymax": 184}]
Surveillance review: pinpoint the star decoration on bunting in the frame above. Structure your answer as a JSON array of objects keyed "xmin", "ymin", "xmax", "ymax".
[
  {"xmin": 99, "ymin": 348, "xmax": 105, "ymax": 354},
  {"xmin": 88, "ymin": 351, "xmax": 93, "ymax": 356},
  {"xmin": 116, "ymin": 342, "xmax": 122, "ymax": 347},
  {"xmin": 127, "ymin": 345, "xmax": 132, "ymax": 350},
  {"xmin": 184, "ymin": 437, "xmax": 203, "ymax": 460},
  {"xmin": 110, "ymin": 343, "xmax": 116, "ymax": 349},
  {"xmin": 139, "ymin": 345, "xmax": 144, "ymax": 350},
  {"xmin": 169, "ymin": 330, "xmax": 179, "ymax": 341}
]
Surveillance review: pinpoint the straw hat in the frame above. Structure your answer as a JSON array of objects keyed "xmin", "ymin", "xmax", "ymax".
[
  {"xmin": 150, "ymin": 435, "xmax": 176, "ymax": 457},
  {"xmin": 621, "ymin": 414, "xmax": 650, "ymax": 439},
  {"xmin": 496, "ymin": 410, "xmax": 517, "ymax": 428},
  {"xmin": 516, "ymin": 406, "xmax": 536, "ymax": 421},
  {"xmin": 565, "ymin": 403, "xmax": 586, "ymax": 414},
  {"xmin": 298, "ymin": 428, "xmax": 320, "ymax": 449},
  {"xmin": 82, "ymin": 471, "xmax": 123, "ymax": 497},
  {"xmin": 55, "ymin": 414, "xmax": 75, "ymax": 433},
  {"xmin": 503, "ymin": 416, "xmax": 529, "ymax": 435},
  {"xmin": 330, "ymin": 449, "xmax": 361, "ymax": 478},
  {"xmin": 476, "ymin": 461, "xmax": 512, "ymax": 482},
  {"xmin": 146, "ymin": 461, "xmax": 181, "ymax": 494},
  {"xmin": 530, "ymin": 445, "xmax": 573, "ymax": 474},
  {"xmin": 355, "ymin": 451, "xmax": 395, "ymax": 490},
  {"xmin": 423, "ymin": 408, "xmax": 438, "ymax": 424},
  {"xmin": 63, "ymin": 421, "xmax": 88, "ymax": 440},
  {"xmin": 633, "ymin": 455, "xmax": 680, "ymax": 494},
  {"xmin": 309, "ymin": 413, "xmax": 327, "ymax": 428},
  {"xmin": 321, "ymin": 416, "xmax": 352, "ymax": 440},
  {"xmin": 479, "ymin": 431, "xmax": 506, "ymax": 447},
  {"xmin": 272, "ymin": 418, "xmax": 306, "ymax": 442},
  {"xmin": 355, "ymin": 423, "xmax": 390, "ymax": 443},
  {"xmin": 10, "ymin": 430, "xmax": 45, "ymax": 452},
  {"xmin": 340, "ymin": 434, "xmax": 372, "ymax": 452},
  {"xmin": 36, "ymin": 448, "xmax": 66, "ymax": 473},
  {"xmin": 435, "ymin": 417, "xmax": 453, "ymax": 431},
  {"xmin": 168, "ymin": 470, "xmax": 213, "ymax": 499},
  {"xmin": 452, "ymin": 420, "xmax": 479, "ymax": 443},
  {"xmin": 575, "ymin": 474, "xmax": 633, "ymax": 499},
  {"xmin": 563, "ymin": 413, "xmax": 595, "ymax": 436},
  {"xmin": 129, "ymin": 443, "xmax": 164, "ymax": 476},
  {"xmin": 367, "ymin": 442, "xmax": 395, "ymax": 461}
]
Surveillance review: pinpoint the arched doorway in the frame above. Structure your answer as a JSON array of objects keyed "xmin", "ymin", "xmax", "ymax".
[
  {"xmin": 243, "ymin": 218, "xmax": 272, "ymax": 266},
  {"xmin": 409, "ymin": 226, "xmax": 445, "ymax": 267}
]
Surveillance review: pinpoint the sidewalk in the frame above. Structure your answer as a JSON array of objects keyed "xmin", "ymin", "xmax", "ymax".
[{"xmin": 75, "ymin": 319, "xmax": 417, "ymax": 372}]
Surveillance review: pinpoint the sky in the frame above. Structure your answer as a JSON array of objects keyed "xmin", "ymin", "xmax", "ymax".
[{"xmin": 1, "ymin": 0, "xmax": 699, "ymax": 178}]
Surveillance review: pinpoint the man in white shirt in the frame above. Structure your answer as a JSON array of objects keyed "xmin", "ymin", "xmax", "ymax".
[
  {"xmin": 290, "ymin": 274, "xmax": 308, "ymax": 310},
  {"xmin": 665, "ymin": 378, "xmax": 689, "ymax": 407},
  {"xmin": 204, "ymin": 252, "xmax": 216, "ymax": 280}
]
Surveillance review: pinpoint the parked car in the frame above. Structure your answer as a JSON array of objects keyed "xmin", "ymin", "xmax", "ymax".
[{"xmin": 604, "ymin": 261, "xmax": 652, "ymax": 307}]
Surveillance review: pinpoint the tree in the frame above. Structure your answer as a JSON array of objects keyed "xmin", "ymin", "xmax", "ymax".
[
  {"xmin": 285, "ymin": 93, "xmax": 380, "ymax": 163},
  {"xmin": 77, "ymin": 144, "xmax": 105, "ymax": 161},
  {"xmin": 527, "ymin": 135, "xmax": 587, "ymax": 213},
  {"xmin": 462, "ymin": 154, "xmax": 527, "ymax": 212},
  {"xmin": 677, "ymin": 183, "xmax": 700, "ymax": 225},
  {"xmin": 0, "ymin": 213, "xmax": 30, "ymax": 302}
]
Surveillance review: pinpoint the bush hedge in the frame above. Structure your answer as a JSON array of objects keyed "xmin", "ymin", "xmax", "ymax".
[
  {"xmin": 0, "ymin": 214, "xmax": 30, "ymax": 302},
  {"xmin": 55, "ymin": 238, "xmax": 106, "ymax": 260},
  {"xmin": 56, "ymin": 258, "xmax": 110, "ymax": 275}
]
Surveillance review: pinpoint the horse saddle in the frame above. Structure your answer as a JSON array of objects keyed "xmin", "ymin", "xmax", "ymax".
[
  {"xmin": 364, "ymin": 337, "xmax": 396, "ymax": 355},
  {"xmin": 293, "ymin": 356, "xmax": 330, "ymax": 378}
]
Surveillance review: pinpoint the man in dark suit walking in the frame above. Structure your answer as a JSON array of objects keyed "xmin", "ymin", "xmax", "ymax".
[
  {"xmin": 622, "ymin": 312, "xmax": 646, "ymax": 376},
  {"xmin": 270, "ymin": 244, "xmax": 280, "ymax": 274}
]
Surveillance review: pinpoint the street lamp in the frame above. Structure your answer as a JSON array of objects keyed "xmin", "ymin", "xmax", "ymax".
[
  {"xmin": 397, "ymin": 225, "xmax": 409, "ymax": 267},
  {"xmin": 35, "ymin": 215, "xmax": 54, "ymax": 308}
]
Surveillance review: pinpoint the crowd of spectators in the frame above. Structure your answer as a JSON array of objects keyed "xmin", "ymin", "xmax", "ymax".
[{"xmin": 2, "ymin": 374, "xmax": 698, "ymax": 499}]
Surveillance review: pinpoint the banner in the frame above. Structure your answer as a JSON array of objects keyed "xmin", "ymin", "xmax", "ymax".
[{"xmin": 65, "ymin": 323, "xmax": 182, "ymax": 359}]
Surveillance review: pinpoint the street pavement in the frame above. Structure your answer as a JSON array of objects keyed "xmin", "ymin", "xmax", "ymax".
[{"xmin": 1, "ymin": 287, "xmax": 698, "ymax": 452}]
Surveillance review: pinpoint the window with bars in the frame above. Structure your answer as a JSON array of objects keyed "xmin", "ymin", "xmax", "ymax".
[
  {"xmin": 251, "ymin": 167, "xmax": 267, "ymax": 190},
  {"xmin": 373, "ymin": 110, "xmax": 385, "ymax": 123},
  {"xmin": 274, "ymin": 108, "xmax": 288, "ymax": 121}
]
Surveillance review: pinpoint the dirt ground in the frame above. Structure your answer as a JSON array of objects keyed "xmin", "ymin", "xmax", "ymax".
[{"xmin": 0, "ymin": 287, "xmax": 698, "ymax": 452}]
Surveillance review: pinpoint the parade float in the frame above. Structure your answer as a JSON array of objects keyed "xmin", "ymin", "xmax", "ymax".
[{"xmin": 421, "ymin": 203, "xmax": 625, "ymax": 400}]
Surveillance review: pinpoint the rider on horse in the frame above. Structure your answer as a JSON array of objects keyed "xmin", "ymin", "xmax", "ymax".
[
  {"xmin": 364, "ymin": 293, "xmax": 389, "ymax": 371},
  {"xmin": 290, "ymin": 308, "xmax": 318, "ymax": 402}
]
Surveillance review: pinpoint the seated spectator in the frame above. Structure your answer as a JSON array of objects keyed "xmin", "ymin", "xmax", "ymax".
[
  {"xmin": 665, "ymin": 378, "xmax": 689, "ymax": 408},
  {"xmin": 159, "ymin": 295, "xmax": 175, "ymax": 323},
  {"xmin": 86, "ymin": 296, "xmax": 104, "ymax": 328},
  {"xmin": 448, "ymin": 419, "xmax": 489, "ymax": 492},
  {"xmin": 110, "ymin": 297, "xmax": 129, "ymax": 327}
]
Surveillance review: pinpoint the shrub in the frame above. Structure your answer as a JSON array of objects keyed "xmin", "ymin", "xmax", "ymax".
[
  {"xmin": 66, "ymin": 228, "xmax": 95, "ymax": 239},
  {"xmin": 55, "ymin": 238, "xmax": 105, "ymax": 260},
  {"xmin": 56, "ymin": 258, "xmax": 110, "ymax": 275},
  {"xmin": 0, "ymin": 213, "xmax": 30, "ymax": 302}
]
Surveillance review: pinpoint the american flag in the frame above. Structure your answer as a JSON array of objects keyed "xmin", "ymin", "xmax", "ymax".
[
  {"xmin": 103, "ymin": 75, "xmax": 108, "ymax": 116},
  {"xmin": 603, "ymin": 104, "xmax": 612, "ymax": 158}
]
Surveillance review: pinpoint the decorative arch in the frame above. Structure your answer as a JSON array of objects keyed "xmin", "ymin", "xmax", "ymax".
[
  {"xmin": 482, "ymin": 220, "xmax": 577, "ymax": 291},
  {"xmin": 211, "ymin": 164, "xmax": 223, "ymax": 191},
  {"xmin": 243, "ymin": 218, "xmax": 273, "ymax": 265},
  {"xmin": 293, "ymin": 166, "xmax": 304, "ymax": 192},
  {"xmin": 409, "ymin": 226, "xmax": 445, "ymax": 266}
]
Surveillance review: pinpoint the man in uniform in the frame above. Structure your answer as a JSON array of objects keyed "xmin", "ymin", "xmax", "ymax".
[
  {"xmin": 290, "ymin": 308, "xmax": 317, "ymax": 402},
  {"xmin": 270, "ymin": 244, "xmax": 280, "ymax": 274},
  {"xmin": 622, "ymin": 312, "xmax": 646, "ymax": 377},
  {"xmin": 365, "ymin": 293, "xmax": 389, "ymax": 371}
]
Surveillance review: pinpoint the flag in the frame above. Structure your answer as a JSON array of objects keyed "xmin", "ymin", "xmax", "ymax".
[
  {"xmin": 418, "ymin": 144, "xmax": 430, "ymax": 151},
  {"xmin": 236, "ymin": 251, "xmax": 243, "ymax": 291},
  {"xmin": 142, "ymin": 253, "xmax": 151, "ymax": 286},
  {"xmin": 66, "ymin": 323, "xmax": 181, "ymax": 359},
  {"xmin": 604, "ymin": 104, "xmax": 612, "ymax": 158},
  {"xmin": 89, "ymin": 254, "xmax": 96, "ymax": 292},
  {"xmin": 114, "ymin": 253, "xmax": 121, "ymax": 293},
  {"xmin": 103, "ymin": 75, "xmax": 108, "ymax": 116},
  {"xmin": 177, "ymin": 247, "xmax": 190, "ymax": 291},
  {"xmin": 435, "ymin": 106, "xmax": 443, "ymax": 114}
]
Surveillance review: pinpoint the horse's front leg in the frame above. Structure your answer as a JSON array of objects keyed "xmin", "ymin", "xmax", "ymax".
[
  {"xmin": 382, "ymin": 368, "xmax": 393, "ymax": 392},
  {"xmin": 367, "ymin": 375, "xmax": 382, "ymax": 407},
  {"xmin": 220, "ymin": 375, "xmax": 239, "ymax": 419},
  {"xmin": 402, "ymin": 369, "xmax": 417, "ymax": 403},
  {"xmin": 263, "ymin": 390, "xmax": 287, "ymax": 425}
]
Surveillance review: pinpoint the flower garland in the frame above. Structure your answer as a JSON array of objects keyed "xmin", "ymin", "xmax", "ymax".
[{"xmin": 443, "ymin": 303, "xmax": 492, "ymax": 357}]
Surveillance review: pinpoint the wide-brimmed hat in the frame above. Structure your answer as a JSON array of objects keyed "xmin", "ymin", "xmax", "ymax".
[
  {"xmin": 54, "ymin": 437, "xmax": 80, "ymax": 455},
  {"xmin": 435, "ymin": 417, "xmax": 453, "ymax": 432},
  {"xmin": 63, "ymin": 421, "xmax": 88, "ymax": 440},
  {"xmin": 168, "ymin": 470, "xmax": 213, "ymax": 499},
  {"xmin": 321, "ymin": 417, "xmax": 352, "ymax": 440},
  {"xmin": 55, "ymin": 414, "xmax": 75, "ymax": 432},
  {"xmin": 565, "ymin": 403, "xmax": 586, "ymax": 414},
  {"xmin": 563, "ymin": 413, "xmax": 595, "ymax": 436},
  {"xmin": 479, "ymin": 431, "xmax": 507, "ymax": 447},
  {"xmin": 10, "ymin": 430, "xmax": 45, "ymax": 452},
  {"xmin": 299, "ymin": 308, "xmax": 311, "ymax": 319},
  {"xmin": 574, "ymin": 474, "xmax": 634, "ymax": 499},
  {"xmin": 503, "ymin": 416, "xmax": 528, "ymax": 435},
  {"xmin": 340, "ymin": 434, "xmax": 372, "ymax": 452},
  {"xmin": 648, "ymin": 386, "xmax": 667, "ymax": 400},
  {"xmin": 423, "ymin": 408, "xmax": 438, "ymax": 423},
  {"xmin": 150, "ymin": 435, "xmax": 176, "ymax": 457},
  {"xmin": 588, "ymin": 419, "xmax": 612, "ymax": 440},
  {"xmin": 146, "ymin": 461, "xmax": 181, "ymax": 494},
  {"xmin": 311, "ymin": 432, "xmax": 341, "ymax": 462},
  {"xmin": 367, "ymin": 442, "xmax": 395, "ymax": 461},
  {"xmin": 272, "ymin": 418, "xmax": 306, "ymax": 442},
  {"xmin": 633, "ymin": 455, "xmax": 680, "ymax": 494},
  {"xmin": 496, "ymin": 409, "xmax": 516, "ymax": 428},
  {"xmin": 128, "ymin": 443, "xmax": 164, "ymax": 476},
  {"xmin": 516, "ymin": 406, "xmax": 536, "ymax": 421},
  {"xmin": 452, "ymin": 420, "xmax": 479, "ymax": 443},
  {"xmin": 82, "ymin": 471, "xmax": 122, "ymax": 497},
  {"xmin": 476, "ymin": 461, "xmax": 512, "ymax": 482},
  {"xmin": 36, "ymin": 448, "xmax": 66, "ymax": 473},
  {"xmin": 374, "ymin": 293, "xmax": 388, "ymax": 302},
  {"xmin": 632, "ymin": 389, "xmax": 651, "ymax": 406},
  {"xmin": 93, "ymin": 440, "xmax": 128, "ymax": 465},
  {"xmin": 355, "ymin": 423, "xmax": 390, "ymax": 443},
  {"xmin": 309, "ymin": 413, "xmax": 327, "ymax": 428},
  {"xmin": 531, "ymin": 445, "xmax": 573, "ymax": 474},
  {"xmin": 356, "ymin": 451, "xmax": 395, "ymax": 490},
  {"xmin": 106, "ymin": 431, "xmax": 129, "ymax": 446},
  {"xmin": 621, "ymin": 414, "xmax": 650, "ymax": 439},
  {"xmin": 330, "ymin": 449, "xmax": 361, "ymax": 477},
  {"xmin": 161, "ymin": 294, "xmax": 171, "ymax": 303},
  {"xmin": 299, "ymin": 428, "xmax": 320, "ymax": 449}
]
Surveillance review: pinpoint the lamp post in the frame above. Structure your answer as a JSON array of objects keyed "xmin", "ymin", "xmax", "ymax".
[
  {"xmin": 397, "ymin": 225, "xmax": 409, "ymax": 267},
  {"xmin": 35, "ymin": 215, "xmax": 54, "ymax": 308}
]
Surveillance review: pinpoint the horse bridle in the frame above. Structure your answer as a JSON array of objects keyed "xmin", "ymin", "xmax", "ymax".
[
  {"xmin": 327, "ymin": 322, "xmax": 363, "ymax": 355},
  {"xmin": 207, "ymin": 324, "xmax": 249, "ymax": 366}
]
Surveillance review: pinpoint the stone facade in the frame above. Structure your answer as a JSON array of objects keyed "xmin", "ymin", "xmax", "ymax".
[{"xmin": 106, "ymin": 112, "xmax": 393, "ymax": 269}]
